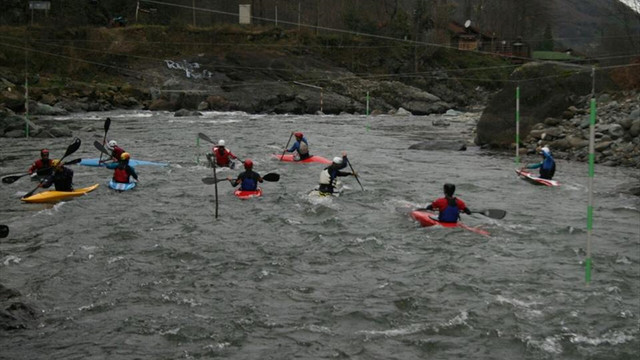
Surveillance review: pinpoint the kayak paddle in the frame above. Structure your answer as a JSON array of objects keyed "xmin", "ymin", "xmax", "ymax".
[
  {"xmin": 99, "ymin": 117, "xmax": 111, "ymax": 163},
  {"xmin": 346, "ymin": 157, "xmax": 364, "ymax": 191},
  {"xmin": 22, "ymin": 138, "xmax": 81, "ymax": 200},
  {"xmin": 35, "ymin": 158, "xmax": 82, "ymax": 176},
  {"xmin": 202, "ymin": 177, "xmax": 229, "ymax": 185},
  {"xmin": 198, "ymin": 132, "xmax": 216, "ymax": 144},
  {"xmin": 279, "ymin": 132, "xmax": 294, "ymax": 161},
  {"xmin": 2, "ymin": 173, "xmax": 32, "ymax": 184},
  {"xmin": 412, "ymin": 207, "xmax": 506, "ymax": 220},
  {"xmin": 0, "ymin": 225, "xmax": 8, "ymax": 238},
  {"xmin": 470, "ymin": 209, "xmax": 506, "ymax": 219},
  {"xmin": 262, "ymin": 173, "xmax": 280, "ymax": 182},
  {"xmin": 94, "ymin": 140, "xmax": 112, "ymax": 158}
]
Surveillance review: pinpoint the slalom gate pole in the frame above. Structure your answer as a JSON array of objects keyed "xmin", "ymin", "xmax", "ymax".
[
  {"xmin": 585, "ymin": 67, "xmax": 596, "ymax": 285},
  {"xmin": 196, "ymin": 136, "xmax": 200, "ymax": 165},
  {"xmin": 515, "ymin": 84, "xmax": 520, "ymax": 166}
]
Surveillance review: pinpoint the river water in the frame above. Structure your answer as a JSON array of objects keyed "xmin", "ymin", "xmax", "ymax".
[{"xmin": 1, "ymin": 110, "xmax": 638, "ymax": 359}]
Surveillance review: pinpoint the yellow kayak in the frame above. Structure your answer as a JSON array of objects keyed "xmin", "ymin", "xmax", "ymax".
[{"xmin": 21, "ymin": 184, "xmax": 100, "ymax": 203}]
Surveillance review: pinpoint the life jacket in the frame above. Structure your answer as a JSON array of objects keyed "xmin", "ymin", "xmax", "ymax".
[
  {"xmin": 319, "ymin": 166, "xmax": 336, "ymax": 186},
  {"xmin": 318, "ymin": 166, "xmax": 341, "ymax": 193},
  {"xmin": 298, "ymin": 140, "xmax": 309, "ymax": 156},
  {"xmin": 113, "ymin": 165, "xmax": 130, "ymax": 183},
  {"xmin": 31, "ymin": 158, "xmax": 52, "ymax": 173},
  {"xmin": 38, "ymin": 158, "xmax": 52, "ymax": 169},
  {"xmin": 52, "ymin": 168, "xmax": 73, "ymax": 191},
  {"xmin": 240, "ymin": 171, "xmax": 259, "ymax": 191},
  {"xmin": 439, "ymin": 197, "xmax": 460, "ymax": 223},
  {"xmin": 213, "ymin": 147, "xmax": 231, "ymax": 166},
  {"xmin": 540, "ymin": 156, "xmax": 556, "ymax": 180}
]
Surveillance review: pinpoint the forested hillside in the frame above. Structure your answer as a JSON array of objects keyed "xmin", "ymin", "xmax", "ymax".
[{"xmin": 1, "ymin": 0, "xmax": 638, "ymax": 63}]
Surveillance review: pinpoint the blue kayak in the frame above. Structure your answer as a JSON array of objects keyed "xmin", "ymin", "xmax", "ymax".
[
  {"xmin": 109, "ymin": 179, "xmax": 137, "ymax": 191},
  {"xmin": 80, "ymin": 158, "xmax": 168, "ymax": 167}
]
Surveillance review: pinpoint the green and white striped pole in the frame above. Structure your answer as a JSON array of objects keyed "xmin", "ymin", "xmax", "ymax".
[
  {"xmin": 515, "ymin": 84, "xmax": 520, "ymax": 166},
  {"xmin": 585, "ymin": 67, "xmax": 596, "ymax": 284},
  {"xmin": 366, "ymin": 91, "xmax": 370, "ymax": 116},
  {"xmin": 196, "ymin": 136, "xmax": 200, "ymax": 165}
]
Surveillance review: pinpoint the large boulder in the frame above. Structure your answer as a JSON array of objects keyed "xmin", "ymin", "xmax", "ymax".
[
  {"xmin": 476, "ymin": 62, "xmax": 616, "ymax": 148},
  {"xmin": 30, "ymin": 102, "xmax": 68, "ymax": 116},
  {"xmin": 0, "ymin": 90, "xmax": 25, "ymax": 111},
  {"xmin": 373, "ymin": 81, "xmax": 450, "ymax": 115}
]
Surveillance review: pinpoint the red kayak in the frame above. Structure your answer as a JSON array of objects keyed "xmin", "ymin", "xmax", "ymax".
[
  {"xmin": 234, "ymin": 188, "xmax": 262, "ymax": 199},
  {"xmin": 410, "ymin": 210, "xmax": 489, "ymax": 236},
  {"xmin": 515, "ymin": 169, "xmax": 559, "ymax": 187},
  {"xmin": 273, "ymin": 154, "xmax": 331, "ymax": 164}
]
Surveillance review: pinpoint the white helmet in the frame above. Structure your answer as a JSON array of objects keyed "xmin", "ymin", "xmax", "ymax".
[
  {"xmin": 218, "ymin": 139, "xmax": 226, "ymax": 146},
  {"xmin": 108, "ymin": 140, "xmax": 117, "ymax": 147},
  {"xmin": 541, "ymin": 146, "xmax": 550, "ymax": 155},
  {"xmin": 332, "ymin": 156, "xmax": 343, "ymax": 165}
]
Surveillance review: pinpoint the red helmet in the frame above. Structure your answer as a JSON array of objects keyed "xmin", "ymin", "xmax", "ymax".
[
  {"xmin": 243, "ymin": 159, "xmax": 253, "ymax": 169},
  {"xmin": 294, "ymin": 132, "xmax": 303, "ymax": 138},
  {"xmin": 40, "ymin": 149, "xmax": 49, "ymax": 157}
]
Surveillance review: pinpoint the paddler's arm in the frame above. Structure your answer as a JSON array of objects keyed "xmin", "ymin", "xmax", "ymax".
[
  {"xmin": 40, "ymin": 175, "xmax": 54, "ymax": 189},
  {"xmin": 458, "ymin": 200, "xmax": 471, "ymax": 215},
  {"xmin": 227, "ymin": 176, "xmax": 240, "ymax": 187},
  {"xmin": 526, "ymin": 162, "xmax": 542, "ymax": 169},
  {"xmin": 128, "ymin": 166, "xmax": 139, "ymax": 181}
]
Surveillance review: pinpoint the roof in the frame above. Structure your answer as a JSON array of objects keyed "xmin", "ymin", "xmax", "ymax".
[{"xmin": 447, "ymin": 21, "xmax": 493, "ymax": 40}]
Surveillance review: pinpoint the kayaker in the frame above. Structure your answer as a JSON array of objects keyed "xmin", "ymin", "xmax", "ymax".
[
  {"xmin": 425, "ymin": 183, "xmax": 471, "ymax": 223},
  {"xmin": 107, "ymin": 140, "xmax": 126, "ymax": 162},
  {"xmin": 39, "ymin": 159, "xmax": 74, "ymax": 191},
  {"xmin": 110, "ymin": 152, "xmax": 139, "ymax": 184},
  {"xmin": 228, "ymin": 159, "xmax": 263, "ymax": 191},
  {"xmin": 284, "ymin": 132, "xmax": 310, "ymax": 160},
  {"xmin": 208, "ymin": 139, "xmax": 238, "ymax": 168},
  {"xmin": 318, "ymin": 152, "xmax": 356, "ymax": 195},
  {"xmin": 523, "ymin": 146, "xmax": 556, "ymax": 180},
  {"xmin": 28, "ymin": 148, "xmax": 52, "ymax": 175}
]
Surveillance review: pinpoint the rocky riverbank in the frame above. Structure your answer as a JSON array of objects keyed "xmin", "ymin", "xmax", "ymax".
[
  {"xmin": 520, "ymin": 91, "xmax": 640, "ymax": 168},
  {"xmin": 476, "ymin": 62, "xmax": 640, "ymax": 170}
]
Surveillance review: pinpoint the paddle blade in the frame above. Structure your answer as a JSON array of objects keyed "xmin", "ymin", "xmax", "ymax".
[
  {"xmin": 202, "ymin": 177, "xmax": 227, "ymax": 185},
  {"xmin": 198, "ymin": 132, "xmax": 215, "ymax": 144},
  {"xmin": 475, "ymin": 209, "xmax": 507, "ymax": 219},
  {"xmin": 104, "ymin": 117, "xmax": 111, "ymax": 132},
  {"xmin": 62, "ymin": 138, "xmax": 82, "ymax": 159},
  {"xmin": 0, "ymin": 225, "xmax": 8, "ymax": 238},
  {"xmin": 2, "ymin": 174, "xmax": 28, "ymax": 184},
  {"xmin": 94, "ymin": 141, "xmax": 111, "ymax": 156},
  {"xmin": 263, "ymin": 173, "xmax": 280, "ymax": 182}
]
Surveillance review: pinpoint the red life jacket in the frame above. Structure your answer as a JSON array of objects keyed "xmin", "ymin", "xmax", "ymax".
[
  {"xmin": 213, "ymin": 147, "xmax": 231, "ymax": 166},
  {"xmin": 112, "ymin": 146, "xmax": 125, "ymax": 160},
  {"xmin": 113, "ymin": 167, "xmax": 130, "ymax": 183}
]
